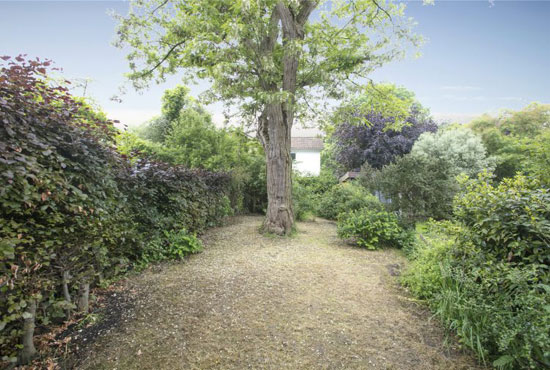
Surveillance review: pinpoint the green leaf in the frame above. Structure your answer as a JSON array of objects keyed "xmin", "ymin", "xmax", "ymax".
[{"xmin": 493, "ymin": 355, "xmax": 514, "ymax": 367}]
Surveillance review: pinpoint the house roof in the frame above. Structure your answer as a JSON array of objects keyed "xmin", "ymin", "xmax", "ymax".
[
  {"xmin": 339, "ymin": 171, "xmax": 360, "ymax": 183},
  {"xmin": 291, "ymin": 137, "xmax": 324, "ymax": 151},
  {"xmin": 291, "ymin": 127, "xmax": 323, "ymax": 138}
]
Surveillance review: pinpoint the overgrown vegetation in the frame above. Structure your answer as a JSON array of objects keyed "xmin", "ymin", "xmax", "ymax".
[
  {"xmin": 0, "ymin": 57, "xmax": 232, "ymax": 365},
  {"xmin": 324, "ymin": 89, "xmax": 550, "ymax": 368},
  {"xmin": 402, "ymin": 175, "xmax": 550, "ymax": 368}
]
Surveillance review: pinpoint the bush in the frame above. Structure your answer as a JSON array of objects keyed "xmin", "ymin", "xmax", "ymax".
[
  {"xmin": 362, "ymin": 154, "xmax": 459, "ymax": 223},
  {"xmin": 292, "ymin": 172, "xmax": 339, "ymax": 222},
  {"xmin": 317, "ymin": 182, "xmax": 384, "ymax": 220},
  {"xmin": 292, "ymin": 179, "xmax": 316, "ymax": 222},
  {"xmin": 454, "ymin": 173, "xmax": 550, "ymax": 268},
  {"xmin": 337, "ymin": 208, "xmax": 411, "ymax": 250},
  {"xmin": 402, "ymin": 174, "xmax": 550, "ymax": 369}
]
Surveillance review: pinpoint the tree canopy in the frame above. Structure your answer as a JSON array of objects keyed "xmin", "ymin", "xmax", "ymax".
[
  {"xmin": 411, "ymin": 127, "xmax": 494, "ymax": 178},
  {"xmin": 114, "ymin": 0, "xmax": 421, "ymax": 122},
  {"xmin": 469, "ymin": 103, "xmax": 550, "ymax": 180}
]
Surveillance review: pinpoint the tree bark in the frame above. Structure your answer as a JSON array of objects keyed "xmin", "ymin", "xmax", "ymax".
[
  {"xmin": 258, "ymin": 103, "xmax": 294, "ymax": 235},
  {"xmin": 78, "ymin": 282, "xmax": 90, "ymax": 314},
  {"xmin": 18, "ymin": 299, "xmax": 37, "ymax": 365},
  {"xmin": 62, "ymin": 270, "xmax": 72, "ymax": 318}
]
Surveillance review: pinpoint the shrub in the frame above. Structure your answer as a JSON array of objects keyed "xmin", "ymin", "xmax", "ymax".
[
  {"xmin": 362, "ymin": 154, "xmax": 459, "ymax": 223},
  {"xmin": 337, "ymin": 208, "xmax": 411, "ymax": 250},
  {"xmin": 317, "ymin": 182, "xmax": 384, "ymax": 220},
  {"xmin": 292, "ymin": 172, "xmax": 339, "ymax": 222},
  {"xmin": 402, "ymin": 174, "xmax": 550, "ymax": 369},
  {"xmin": 292, "ymin": 179, "xmax": 316, "ymax": 222},
  {"xmin": 454, "ymin": 173, "xmax": 550, "ymax": 269}
]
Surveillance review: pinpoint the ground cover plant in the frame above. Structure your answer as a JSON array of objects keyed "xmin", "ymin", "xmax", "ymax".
[{"xmin": 0, "ymin": 57, "xmax": 233, "ymax": 366}]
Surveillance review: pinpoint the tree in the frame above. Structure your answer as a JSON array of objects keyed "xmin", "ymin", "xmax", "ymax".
[
  {"xmin": 469, "ymin": 103, "xmax": 550, "ymax": 180},
  {"xmin": 411, "ymin": 127, "xmax": 493, "ymax": 178},
  {"xmin": 328, "ymin": 86, "xmax": 437, "ymax": 174},
  {"xmin": 114, "ymin": 0, "xmax": 421, "ymax": 234},
  {"xmin": 136, "ymin": 85, "xmax": 210, "ymax": 144}
]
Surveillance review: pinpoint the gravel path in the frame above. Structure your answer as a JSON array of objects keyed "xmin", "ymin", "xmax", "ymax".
[{"xmin": 79, "ymin": 216, "xmax": 479, "ymax": 370}]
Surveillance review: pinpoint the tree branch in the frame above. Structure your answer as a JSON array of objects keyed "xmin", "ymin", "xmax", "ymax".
[
  {"xmin": 370, "ymin": 0, "xmax": 392, "ymax": 22},
  {"xmin": 142, "ymin": 40, "xmax": 185, "ymax": 76},
  {"xmin": 296, "ymin": 0, "xmax": 318, "ymax": 26},
  {"xmin": 151, "ymin": 0, "xmax": 169, "ymax": 15}
]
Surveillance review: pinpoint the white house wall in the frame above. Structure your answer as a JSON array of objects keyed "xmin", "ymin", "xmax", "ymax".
[{"xmin": 293, "ymin": 150, "xmax": 321, "ymax": 176}]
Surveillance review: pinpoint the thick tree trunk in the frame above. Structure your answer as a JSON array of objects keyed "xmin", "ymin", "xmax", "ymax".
[
  {"xmin": 258, "ymin": 103, "xmax": 294, "ymax": 235},
  {"xmin": 18, "ymin": 299, "xmax": 37, "ymax": 365},
  {"xmin": 256, "ymin": 1, "xmax": 318, "ymax": 235}
]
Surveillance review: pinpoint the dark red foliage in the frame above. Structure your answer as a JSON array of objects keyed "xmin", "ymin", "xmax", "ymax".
[
  {"xmin": 331, "ymin": 106, "xmax": 438, "ymax": 172},
  {"xmin": 0, "ymin": 56, "xmax": 232, "ymax": 363}
]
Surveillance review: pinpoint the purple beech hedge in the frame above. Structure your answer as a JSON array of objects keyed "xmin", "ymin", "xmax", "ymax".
[{"xmin": 0, "ymin": 56, "xmax": 232, "ymax": 364}]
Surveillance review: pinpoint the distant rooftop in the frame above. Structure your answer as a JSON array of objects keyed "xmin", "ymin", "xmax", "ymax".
[
  {"xmin": 291, "ymin": 137, "xmax": 324, "ymax": 151},
  {"xmin": 291, "ymin": 126, "xmax": 324, "ymax": 138}
]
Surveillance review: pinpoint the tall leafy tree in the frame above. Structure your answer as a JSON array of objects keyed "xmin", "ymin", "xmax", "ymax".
[{"xmin": 114, "ymin": 0, "xmax": 421, "ymax": 234}]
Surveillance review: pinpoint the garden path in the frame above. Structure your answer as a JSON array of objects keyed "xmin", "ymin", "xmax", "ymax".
[{"xmin": 78, "ymin": 216, "xmax": 479, "ymax": 370}]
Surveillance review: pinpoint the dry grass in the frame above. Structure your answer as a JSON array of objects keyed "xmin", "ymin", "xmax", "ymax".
[{"xmin": 78, "ymin": 216, "xmax": 481, "ymax": 370}]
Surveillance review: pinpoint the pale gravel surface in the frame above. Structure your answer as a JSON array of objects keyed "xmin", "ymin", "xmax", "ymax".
[{"xmin": 78, "ymin": 215, "xmax": 481, "ymax": 370}]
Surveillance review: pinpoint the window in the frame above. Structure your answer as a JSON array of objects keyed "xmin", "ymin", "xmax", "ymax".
[{"xmin": 291, "ymin": 152, "xmax": 296, "ymax": 160}]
